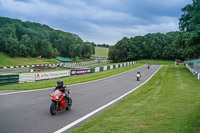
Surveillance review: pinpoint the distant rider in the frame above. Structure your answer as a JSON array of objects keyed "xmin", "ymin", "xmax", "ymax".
[
  {"xmin": 147, "ymin": 62, "xmax": 150, "ymax": 69},
  {"xmin": 137, "ymin": 70, "xmax": 141, "ymax": 77}
]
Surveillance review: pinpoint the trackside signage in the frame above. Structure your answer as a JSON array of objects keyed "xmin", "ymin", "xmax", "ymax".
[
  {"xmin": 35, "ymin": 71, "xmax": 71, "ymax": 80},
  {"xmin": 71, "ymin": 69, "xmax": 91, "ymax": 75}
]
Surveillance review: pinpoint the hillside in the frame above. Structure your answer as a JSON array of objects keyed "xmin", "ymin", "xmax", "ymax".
[
  {"xmin": 95, "ymin": 47, "xmax": 109, "ymax": 58},
  {"xmin": 0, "ymin": 53, "xmax": 59, "ymax": 67},
  {"xmin": 0, "ymin": 17, "xmax": 95, "ymax": 59}
]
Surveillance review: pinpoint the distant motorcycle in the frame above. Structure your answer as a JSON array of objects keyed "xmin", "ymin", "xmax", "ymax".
[
  {"xmin": 50, "ymin": 89, "xmax": 72, "ymax": 115},
  {"xmin": 147, "ymin": 63, "xmax": 150, "ymax": 69},
  {"xmin": 136, "ymin": 73, "xmax": 141, "ymax": 81}
]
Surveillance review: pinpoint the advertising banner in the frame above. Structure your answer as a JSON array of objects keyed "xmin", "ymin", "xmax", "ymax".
[
  {"xmin": 19, "ymin": 73, "xmax": 35, "ymax": 83},
  {"xmin": 35, "ymin": 70, "xmax": 71, "ymax": 80},
  {"xmin": 71, "ymin": 69, "xmax": 91, "ymax": 75}
]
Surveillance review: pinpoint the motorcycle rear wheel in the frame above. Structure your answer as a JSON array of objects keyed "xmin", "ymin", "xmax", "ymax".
[{"xmin": 50, "ymin": 102, "xmax": 57, "ymax": 115}]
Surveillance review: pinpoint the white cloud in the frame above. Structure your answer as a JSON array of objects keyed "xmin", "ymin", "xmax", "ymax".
[
  {"xmin": 0, "ymin": 0, "xmax": 191, "ymax": 45},
  {"xmin": 76, "ymin": 20, "xmax": 179, "ymax": 45}
]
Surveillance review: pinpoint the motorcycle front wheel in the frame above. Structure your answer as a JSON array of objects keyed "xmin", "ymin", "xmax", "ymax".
[
  {"xmin": 50, "ymin": 102, "xmax": 58, "ymax": 115},
  {"xmin": 66, "ymin": 97, "xmax": 72, "ymax": 110}
]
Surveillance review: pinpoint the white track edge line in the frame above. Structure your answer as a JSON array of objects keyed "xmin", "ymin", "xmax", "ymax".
[
  {"xmin": 0, "ymin": 65, "xmax": 145, "ymax": 96},
  {"xmin": 54, "ymin": 65, "xmax": 163, "ymax": 133}
]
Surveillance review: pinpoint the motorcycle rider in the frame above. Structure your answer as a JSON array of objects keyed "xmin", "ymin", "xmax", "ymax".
[
  {"xmin": 54, "ymin": 80, "xmax": 70, "ymax": 104},
  {"xmin": 137, "ymin": 70, "xmax": 141, "ymax": 77},
  {"xmin": 147, "ymin": 62, "xmax": 150, "ymax": 69}
]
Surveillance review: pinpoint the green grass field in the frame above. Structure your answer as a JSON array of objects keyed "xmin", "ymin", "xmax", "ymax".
[
  {"xmin": 0, "ymin": 53, "xmax": 60, "ymax": 67},
  {"xmin": 95, "ymin": 47, "xmax": 109, "ymax": 58},
  {"xmin": 70, "ymin": 65, "xmax": 200, "ymax": 133}
]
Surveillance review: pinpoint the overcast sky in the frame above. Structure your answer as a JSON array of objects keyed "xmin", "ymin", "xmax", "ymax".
[{"xmin": 0, "ymin": 0, "xmax": 191, "ymax": 45}]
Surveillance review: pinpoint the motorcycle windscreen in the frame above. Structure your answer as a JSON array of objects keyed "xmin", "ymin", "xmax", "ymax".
[{"xmin": 53, "ymin": 90, "xmax": 60, "ymax": 96}]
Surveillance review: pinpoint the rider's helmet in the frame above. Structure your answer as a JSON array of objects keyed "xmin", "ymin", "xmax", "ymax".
[{"xmin": 57, "ymin": 80, "xmax": 64, "ymax": 87}]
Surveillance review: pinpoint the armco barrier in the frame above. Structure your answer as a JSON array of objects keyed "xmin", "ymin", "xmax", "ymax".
[
  {"xmin": 100, "ymin": 67, "xmax": 104, "ymax": 71},
  {"xmin": 103, "ymin": 66, "xmax": 107, "ymax": 71},
  {"xmin": 0, "ymin": 64, "xmax": 58, "ymax": 69},
  {"xmin": 110, "ymin": 65, "xmax": 113, "ymax": 70},
  {"xmin": 107, "ymin": 66, "xmax": 110, "ymax": 70},
  {"xmin": 19, "ymin": 73, "xmax": 35, "ymax": 83},
  {"xmin": 90, "ymin": 61, "xmax": 136, "ymax": 73},
  {"xmin": 198, "ymin": 73, "xmax": 200, "ymax": 80},
  {"xmin": 0, "ymin": 74, "xmax": 19, "ymax": 85},
  {"xmin": 91, "ymin": 68, "xmax": 95, "ymax": 73},
  {"xmin": 186, "ymin": 64, "xmax": 200, "ymax": 80},
  {"xmin": 95, "ymin": 67, "xmax": 100, "ymax": 73}
]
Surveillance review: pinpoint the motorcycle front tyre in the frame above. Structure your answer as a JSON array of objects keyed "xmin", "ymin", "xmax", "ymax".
[
  {"xmin": 66, "ymin": 97, "xmax": 72, "ymax": 110},
  {"xmin": 50, "ymin": 102, "xmax": 58, "ymax": 115}
]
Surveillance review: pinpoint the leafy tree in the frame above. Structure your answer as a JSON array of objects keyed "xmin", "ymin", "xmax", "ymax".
[
  {"xmin": 82, "ymin": 42, "xmax": 94, "ymax": 58},
  {"xmin": 0, "ymin": 17, "xmax": 95, "ymax": 59},
  {"xmin": 179, "ymin": 0, "xmax": 200, "ymax": 32},
  {"xmin": 178, "ymin": 0, "xmax": 200, "ymax": 60}
]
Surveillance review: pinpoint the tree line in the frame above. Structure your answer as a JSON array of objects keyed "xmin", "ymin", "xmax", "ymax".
[
  {"xmin": 109, "ymin": 0, "xmax": 200, "ymax": 62},
  {"xmin": 96, "ymin": 44, "xmax": 110, "ymax": 48},
  {"xmin": 0, "ymin": 17, "xmax": 95, "ymax": 58}
]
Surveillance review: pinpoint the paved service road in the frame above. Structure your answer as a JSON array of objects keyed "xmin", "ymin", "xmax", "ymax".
[
  {"xmin": 0, "ymin": 68, "xmax": 29, "ymax": 73},
  {"xmin": 0, "ymin": 65, "xmax": 161, "ymax": 133}
]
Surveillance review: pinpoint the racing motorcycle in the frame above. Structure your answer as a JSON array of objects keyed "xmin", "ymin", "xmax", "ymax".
[
  {"xmin": 50, "ymin": 89, "xmax": 72, "ymax": 115},
  {"xmin": 136, "ymin": 73, "xmax": 141, "ymax": 81}
]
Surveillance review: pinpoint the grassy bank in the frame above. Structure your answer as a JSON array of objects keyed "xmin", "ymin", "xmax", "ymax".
[
  {"xmin": 0, "ymin": 63, "xmax": 143, "ymax": 90},
  {"xmin": 70, "ymin": 65, "xmax": 200, "ymax": 133},
  {"xmin": 95, "ymin": 47, "xmax": 109, "ymax": 58},
  {"xmin": 0, "ymin": 53, "xmax": 59, "ymax": 67}
]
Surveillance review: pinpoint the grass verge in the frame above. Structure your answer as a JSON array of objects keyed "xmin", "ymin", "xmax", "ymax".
[
  {"xmin": 70, "ymin": 65, "xmax": 200, "ymax": 133},
  {"xmin": 137, "ymin": 59, "xmax": 174, "ymax": 65},
  {"xmin": 0, "ymin": 64, "xmax": 143, "ymax": 90}
]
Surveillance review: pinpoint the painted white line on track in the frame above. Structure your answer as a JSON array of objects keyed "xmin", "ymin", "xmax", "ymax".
[
  {"xmin": 0, "ymin": 65, "xmax": 145, "ymax": 96},
  {"xmin": 54, "ymin": 65, "xmax": 163, "ymax": 133}
]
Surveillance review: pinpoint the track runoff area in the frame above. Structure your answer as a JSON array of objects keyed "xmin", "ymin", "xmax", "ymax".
[{"xmin": 0, "ymin": 65, "xmax": 162, "ymax": 133}]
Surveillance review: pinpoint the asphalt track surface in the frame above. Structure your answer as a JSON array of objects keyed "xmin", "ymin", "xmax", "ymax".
[
  {"xmin": 0, "ymin": 65, "xmax": 161, "ymax": 133},
  {"xmin": 0, "ymin": 68, "xmax": 29, "ymax": 73}
]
